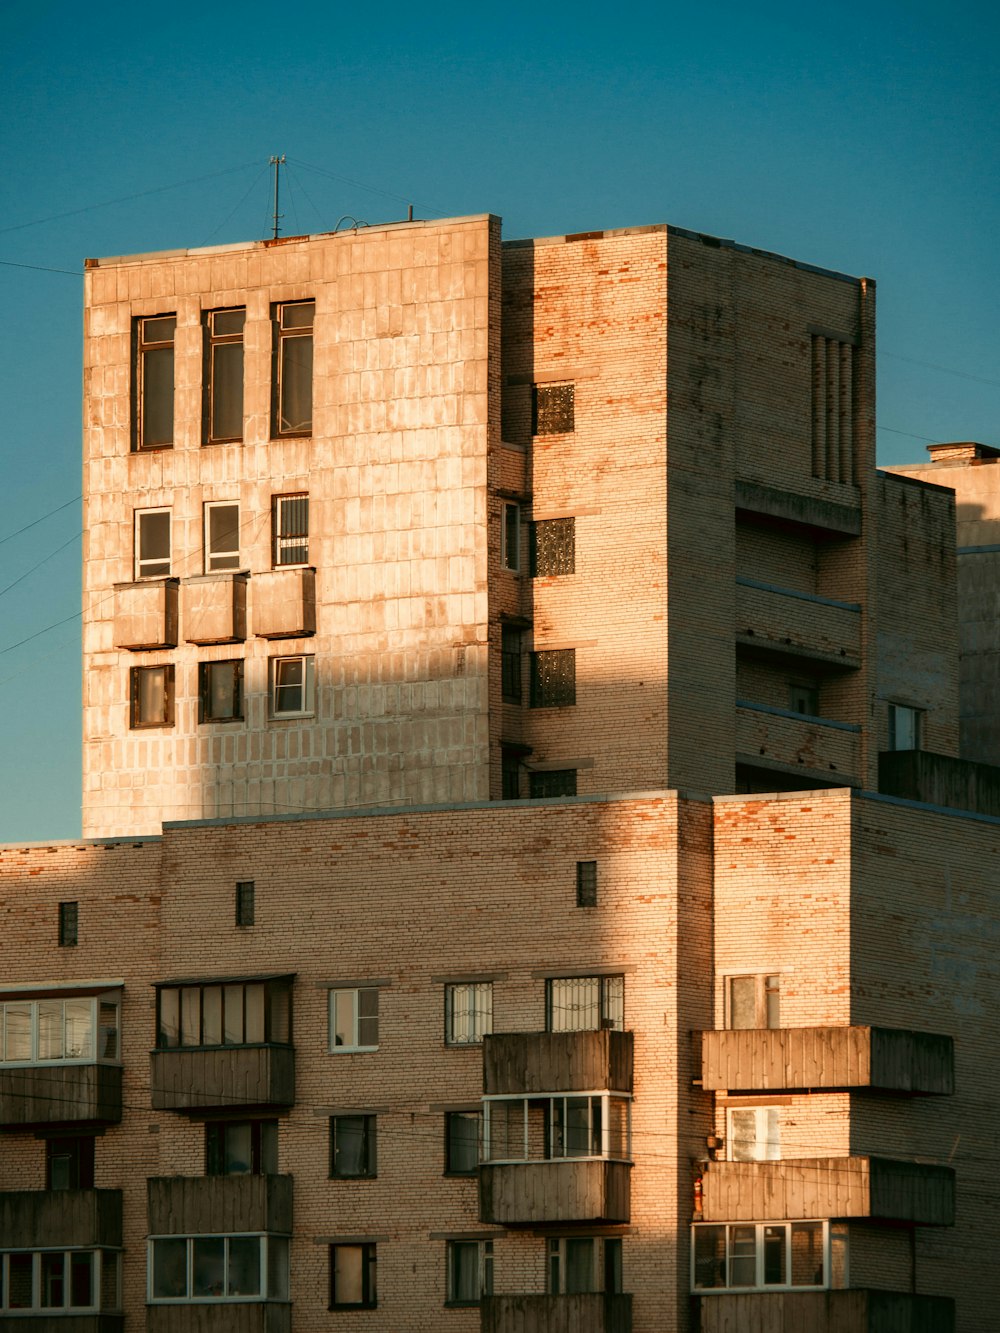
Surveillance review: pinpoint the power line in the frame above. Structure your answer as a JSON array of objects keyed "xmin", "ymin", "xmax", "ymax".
[
  {"xmin": 0, "ymin": 495, "xmax": 80, "ymax": 547},
  {"xmin": 0, "ymin": 531, "xmax": 80, "ymax": 600},
  {"xmin": 0, "ymin": 258, "xmax": 82, "ymax": 276},
  {"xmin": 881, "ymin": 350, "xmax": 1000, "ymax": 390}
]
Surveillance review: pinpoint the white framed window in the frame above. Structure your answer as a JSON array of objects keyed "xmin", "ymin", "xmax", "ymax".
[
  {"xmin": 692, "ymin": 1220, "xmax": 827, "ymax": 1292},
  {"xmin": 148, "ymin": 1234, "xmax": 288, "ymax": 1302},
  {"xmin": 0, "ymin": 1248, "xmax": 120, "ymax": 1313},
  {"xmin": 272, "ymin": 493, "xmax": 309, "ymax": 567},
  {"xmin": 483, "ymin": 1092, "xmax": 631, "ymax": 1164},
  {"xmin": 329, "ymin": 988, "xmax": 379, "ymax": 1052},
  {"xmin": 727, "ymin": 1106, "xmax": 780, "ymax": 1161},
  {"xmin": 888, "ymin": 702, "xmax": 921, "ymax": 751},
  {"xmin": 726, "ymin": 974, "xmax": 780, "ymax": 1030},
  {"xmin": 501, "ymin": 502, "xmax": 520, "ymax": 572},
  {"xmin": 135, "ymin": 508, "xmax": 171, "ymax": 579},
  {"xmin": 0, "ymin": 992, "xmax": 120, "ymax": 1067},
  {"xmin": 547, "ymin": 975, "xmax": 624, "ymax": 1032},
  {"xmin": 446, "ymin": 1240, "xmax": 493, "ymax": 1306},
  {"xmin": 445, "ymin": 982, "xmax": 493, "ymax": 1045},
  {"xmin": 269, "ymin": 655, "xmax": 314, "ymax": 718},
  {"xmin": 204, "ymin": 501, "xmax": 240, "ymax": 572}
]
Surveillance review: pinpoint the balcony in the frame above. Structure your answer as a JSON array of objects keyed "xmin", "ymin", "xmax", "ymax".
[
  {"xmin": 149, "ymin": 1045, "xmax": 294, "ymax": 1111},
  {"xmin": 735, "ymin": 578, "xmax": 861, "ymax": 668},
  {"xmin": 147, "ymin": 1174, "xmax": 292, "ymax": 1235},
  {"xmin": 481, "ymin": 1293, "xmax": 632, "ymax": 1333},
  {"xmin": 480, "ymin": 1159, "xmax": 630, "ymax": 1226},
  {"xmin": 252, "ymin": 568, "xmax": 315, "ymax": 639},
  {"xmin": 483, "ymin": 1030, "xmax": 633, "ymax": 1096},
  {"xmin": 113, "ymin": 578, "xmax": 177, "ymax": 650},
  {"xmin": 0, "ymin": 1063, "xmax": 122, "ymax": 1126},
  {"xmin": 735, "ymin": 479, "xmax": 862, "ymax": 540},
  {"xmin": 147, "ymin": 1307, "xmax": 290, "ymax": 1333},
  {"xmin": 736, "ymin": 701, "xmax": 860, "ymax": 785},
  {"xmin": 0, "ymin": 1188, "xmax": 122, "ymax": 1248},
  {"xmin": 693, "ymin": 1289, "xmax": 954, "ymax": 1333},
  {"xmin": 700, "ymin": 1157, "xmax": 955, "ymax": 1226},
  {"xmin": 879, "ymin": 748, "xmax": 1000, "ymax": 819},
  {"xmin": 696, "ymin": 1026, "xmax": 954, "ymax": 1096},
  {"xmin": 181, "ymin": 572, "xmax": 247, "ymax": 645}
]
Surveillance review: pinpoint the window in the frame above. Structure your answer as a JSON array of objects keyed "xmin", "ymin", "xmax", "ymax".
[
  {"xmin": 445, "ymin": 982, "xmax": 493, "ymax": 1045},
  {"xmin": 273, "ymin": 300, "xmax": 314, "ymax": 436},
  {"xmin": 205, "ymin": 1120, "xmax": 278, "ymax": 1176},
  {"xmin": 446, "ymin": 1240, "xmax": 493, "ymax": 1305},
  {"xmin": 328, "ymin": 988, "xmax": 379, "ymax": 1052},
  {"xmin": 130, "ymin": 665, "xmax": 174, "ymax": 728},
  {"xmin": 501, "ymin": 502, "xmax": 521, "ymax": 572},
  {"xmin": 532, "ymin": 382, "xmax": 575, "ymax": 435},
  {"xmin": 692, "ymin": 1221, "xmax": 826, "ymax": 1292},
  {"xmin": 269, "ymin": 655, "xmax": 315, "ymax": 718},
  {"xmin": 888, "ymin": 703, "xmax": 921, "ymax": 751},
  {"xmin": 134, "ymin": 314, "xmax": 176, "ymax": 450},
  {"xmin": 548, "ymin": 1237, "xmax": 621, "ymax": 1294},
  {"xmin": 576, "ymin": 862, "xmax": 597, "ymax": 907},
  {"xmin": 199, "ymin": 660, "xmax": 244, "ymax": 723},
  {"xmin": 329, "ymin": 1243, "xmax": 376, "ymax": 1309},
  {"xmin": 530, "ymin": 517, "xmax": 575, "ymax": 576},
  {"xmin": 530, "ymin": 769, "xmax": 577, "ymax": 798},
  {"xmin": 149, "ymin": 1234, "xmax": 288, "ymax": 1302},
  {"xmin": 135, "ymin": 508, "xmax": 171, "ymax": 579},
  {"xmin": 204, "ymin": 501, "xmax": 240, "ymax": 572},
  {"xmin": 235, "ymin": 881, "xmax": 255, "ymax": 927},
  {"xmin": 445, "ymin": 1111, "xmax": 481, "ymax": 1175},
  {"xmin": 0, "ymin": 993, "xmax": 119, "ymax": 1065},
  {"xmin": 46, "ymin": 1136, "xmax": 95, "ymax": 1190},
  {"xmin": 788, "ymin": 683, "xmax": 819, "ymax": 716},
  {"xmin": 155, "ymin": 977, "xmax": 291, "ymax": 1049},
  {"xmin": 58, "ymin": 901, "xmax": 78, "ymax": 947},
  {"xmin": 272, "ymin": 493, "xmax": 309, "ymax": 566},
  {"xmin": 727, "ymin": 974, "xmax": 780, "ymax": 1030},
  {"xmin": 501, "ymin": 747, "xmax": 522, "ymax": 801},
  {"xmin": 330, "ymin": 1115, "xmax": 377, "ymax": 1178},
  {"xmin": 483, "ymin": 1093, "xmax": 630, "ymax": 1163},
  {"xmin": 547, "ymin": 975, "xmax": 624, "ymax": 1032},
  {"xmin": 530, "ymin": 649, "xmax": 576, "ymax": 708},
  {"xmin": 204, "ymin": 308, "xmax": 245, "ymax": 444},
  {"xmin": 501, "ymin": 626, "xmax": 522, "ymax": 702},
  {"xmin": 0, "ymin": 1249, "xmax": 120, "ymax": 1312},
  {"xmin": 727, "ymin": 1106, "xmax": 781, "ymax": 1162}
]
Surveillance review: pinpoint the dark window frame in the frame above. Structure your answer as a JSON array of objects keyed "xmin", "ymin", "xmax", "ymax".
[
  {"xmin": 501, "ymin": 626, "xmax": 522, "ymax": 703},
  {"xmin": 330, "ymin": 1114, "xmax": 378, "ymax": 1179},
  {"xmin": 444, "ymin": 1110, "xmax": 481, "ymax": 1176},
  {"xmin": 529, "ymin": 769, "xmax": 577, "ymax": 799},
  {"xmin": 445, "ymin": 1238, "xmax": 493, "ymax": 1306},
  {"xmin": 135, "ymin": 507, "xmax": 171, "ymax": 580},
  {"xmin": 130, "ymin": 665, "xmax": 175, "ymax": 729},
  {"xmin": 203, "ymin": 307, "xmax": 246, "ymax": 445},
  {"xmin": 329, "ymin": 1242, "xmax": 377, "ymax": 1310},
  {"xmin": 58, "ymin": 901, "xmax": 79, "ymax": 947},
  {"xmin": 576, "ymin": 862, "xmax": 597, "ymax": 908},
  {"xmin": 532, "ymin": 382, "xmax": 575, "ymax": 435},
  {"xmin": 530, "ymin": 648, "xmax": 576, "ymax": 709},
  {"xmin": 198, "ymin": 660, "xmax": 244, "ymax": 724},
  {"xmin": 272, "ymin": 300, "xmax": 315, "ymax": 438},
  {"xmin": 530, "ymin": 517, "xmax": 576, "ymax": 577},
  {"xmin": 546, "ymin": 975, "xmax": 625, "ymax": 1033},
  {"xmin": 45, "ymin": 1134, "xmax": 96, "ymax": 1190},
  {"xmin": 204, "ymin": 1118, "xmax": 278, "ymax": 1176},
  {"xmin": 133, "ymin": 313, "xmax": 176, "ymax": 451},
  {"xmin": 235, "ymin": 881, "xmax": 255, "ymax": 928},
  {"xmin": 155, "ymin": 977, "xmax": 293, "ymax": 1050}
]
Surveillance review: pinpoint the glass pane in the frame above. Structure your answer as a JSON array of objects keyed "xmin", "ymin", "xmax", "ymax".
[
  {"xmin": 180, "ymin": 987, "xmax": 200, "ymax": 1045},
  {"xmin": 9, "ymin": 1252, "xmax": 33, "ymax": 1307},
  {"xmin": 791, "ymin": 1222, "xmax": 824, "ymax": 1286},
  {"xmin": 334, "ymin": 1115, "xmax": 367, "ymax": 1176},
  {"xmin": 41, "ymin": 1251, "xmax": 65, "ymax": 1307},
  {"xmin": 280, "ymin": 333, "xmax": 313, "ymax": 433},
  {"xmin": 99, "ymin": 999, "xmax": 119, "ymax": 1059},
  {"xmin": 451, "ymin": 1242, "xmax": 479, "ymax": 1302},
  {"xmin": 211, "ymin": 342, "xmax": 244, "ymax": 440},
  {"xmin": 608, "ymin": 1097, "xmax": 628, "ymax": 1158},
  {"xmin": 140, "ymin": 511, "xmax": 170, "ymax": 564},
  {"xmin": 693, "ymin": 1227, "xmax": 726, "ymax": 1290},
  {"xmin": 261, "ymin": 1119, "xmax": 279, "ymax": 1173},
  {"xmin": 332, "ymin": 991, "xmax": 355, "ymax": 1047},
  {"xmin": 549, "ymin": 977, "xmax": 599, "ymax": 1031},
  {"xmin": 334, "ymin": 1245, "xmax": 363, "ymax": 1304},
  {"xmin": 101, "ymin": 1251, "xmax": 119, "ymax": 1310},
  {"xmin": 224, "ymin": 1121, "xmax": 253, "ymax": 1174},
  {"xmin": 213, "ymin": 309, "xmax": 245, "ymax": 337},
  {"xmin": 245, "ymin": 983, "xmax": 265, "ymax": 1043},
  {"xmin": 64, "ymin": 998, "xmax": 93, "ymax": 1059},
  {"xmin": 281, "ymin": 301, "xmax": 314, "ymax": 330},
  {"xmin": 729, "ymin": 976, "xmax": 757, "ymax": 1029},
  {"xmin": 70, "ymin": 1252, "xmax": 93, "ymax": 1309},
  {"xmin": 730, "ymin": 1109, "xmax": 759, "ymax": 1162},
  {"xmin": 268, "ymin": 1236, "xmax": 289, "ymax": 1300},
  {"xmin": 268, "ymin": 982, "xmax": 290, "ymax": 1043},
  {"xmin": 138, "ymin": 667, "xmax": 166, "ymax": 724},
  {"xmin": 448, "ymin": 1111, "xmax": 480, "ymax": 1172},
  {"xmin": 5, "ymin": 1002, "xmax": 32, "ymax": 1061},
  {"xmin": 564, "ymin": 1238, "xmax": 595, "ymax": 1293},
  {"xmin": 605, "ymin": 1238, "xmax": 623, "ymax": 1294},
  {"xmin": 37, "ymin": 999, "xmax": 64, "ymax": 1060},
  {"xmin": 358, "ymin": 987, "xmax": 378, "ymax": 1047},
  {"xmin": 159, "ymin": 989, "xmax": 179, "ymax": 1047},
  {"xmin": 143, "ymin": 345, "xmax": 175, "ymax": 446},
  {"xmin": 192, "ymin": 1236, "xmax": 226, "ymax": 1298},
  {"xmin": 228, "ymin": 1236, "xmax": 260, "ymax": 1297},
  {"xmin": 224, "ymin": 984, "xmax": 244, "ymax": 1044},
  {"xmin": 208, "ymin": 503, "xmax": 240, "ymax": 568},
  {"xmin": 763, "ymin": 1225, "xmax": 786, "ymax": 1285},
  {"xmin": 50, "ymin": 1148, "xmax": 72, "ymax": 1190},
  {"xmin": 275, "ymin": 657, "xmax": 304, "ymax": 712},
  {"xmin": 563, "ymin": 1097, "xmax": 594, "ymax": 1156},
  {"xmin": 730, "ymin": 1226, "xmax": 757, "ymax": 1287},
  {"xmin": 152, "ymin": 1237, "xmax": 188, "ymax": 1299},
  {"xmin": 602, "ymin": 975, "xmax": 624, "ymax": 1029},
  {"xmin": 201, "ymin": 986, "xmax": 222, "ymax": 1046}
]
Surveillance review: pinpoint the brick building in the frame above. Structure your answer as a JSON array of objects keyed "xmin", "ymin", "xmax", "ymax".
[{"xmin": 1, "ymin": 213, "xmax": 997, "ymax": 1331}]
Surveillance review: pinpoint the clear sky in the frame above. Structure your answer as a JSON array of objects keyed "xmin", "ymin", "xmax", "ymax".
[{"xmin": 1, "ymin": 0, "xmax": 997, "ymax": 842}]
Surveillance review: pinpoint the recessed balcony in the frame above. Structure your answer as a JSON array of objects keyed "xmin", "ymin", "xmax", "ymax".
[
  {"xmin": 480, "ymin": 1159, "xmax": 631, "ymax": 1226},
  {"xmin": 149, "ymin": 1045, "xmax": 295, "ymax": 1111},
  {"xmin": 481, "ymin": 1293, "xmax": 632, "ymax": 1333},
  {"xmin": 0, "ymin": 1063, "xmax": 122, "ymax": 1126},
  {"xmin": 147, "ymin": 1174, "xmax": 292, "ymax": 1236},
  {"xmin": 113, "ymin": 578, "xmax": 177, "ymax": 650},
  {"xmin": 700, "ymin": 1157, "xmax": 955, "ymax": 1226},
  {"xmin": 483, "ymin": 1030, "xmax": 633, "ymax": 1097},
  {"xmin": 252, "ymin": 568, "xmax": 315, "ymax": 639},
  {"xmin": 696, "ymin": 1026, "xmax": 954, "ymax": 1096},
  {"xmin": 736, "ymin": 578, "xmax": 861, "ymax": 668},
  {"xmin": 0, "ymin": 1188, "xmax": 122, "ymax": 1248},
  {"xmin": 693, "ymin": 1289, "xmax": 954, "ymax": 1333},
  {"xmin": 736, "ymin": 701, "xmax": 861, "ymax": 785},
  {"xmin": 181, "ymin": 572, "xmax": 247, "ymax": 644}
]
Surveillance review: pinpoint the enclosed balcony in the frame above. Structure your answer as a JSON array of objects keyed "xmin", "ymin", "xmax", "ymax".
[
  {"xmin": 736, "ymin": 701, "xmax": 860, "ymax": 785},
  {"xmin": 735, "ymin": 578, "xmax": 861, "ymax": 669},
  {"xmin": 481, "ymin": 1293, "xmax": 632, "ymax": 1333},
  {"xmin": 147, "ymin": 1174, "xmax": 292, "ymax": 1238},
  {"xmin": 483, "ymin": 1030, "xmax": 633, "ymax": 1097},
  {"xmin": 113, "ymin": 578, "xmax": 178, "ymax": 650},
  {"xmin": 700, "ymin": 1157, "xmax": 955, "ymax": 1226},
  {"xmin": 693, "ymin": 1289, "xmax": 953, "ymax": 1333},
  {"xmin": 252, "ymin": 568, "xmax": 315, "ymax": 639},
  {"xmin": 0, "ymin": 1188, "xmax": 122, "ymax": 1248},
  {"xmin": 696, "ymin": 1026, "xmax": 954, "ymax": 1096},
  {"xmin": 181, "ymin": 572, "xmax": 247, "ymax": 645}
]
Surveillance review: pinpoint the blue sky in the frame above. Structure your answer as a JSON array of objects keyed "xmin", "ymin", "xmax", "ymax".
[{"xmin": 1, "ymin": 0, "xmax": 997, "ymax": 842}]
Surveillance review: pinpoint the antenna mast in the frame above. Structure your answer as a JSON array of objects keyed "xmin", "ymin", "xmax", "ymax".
[{"xmin": 269, "ymin": 155, "xmax": 286, "ymax": 240}]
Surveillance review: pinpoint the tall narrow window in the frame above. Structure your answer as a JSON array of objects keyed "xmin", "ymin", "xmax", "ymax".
[
  {"xmin": 888, "ymin": 703, "xmax": 921, "ymax": 751},
  {"xmin": 235, "ymin": 881, "xmax": 255, "ymax": 927},
  {"xmin": 269, "ymin": 655, "xmax": 315, "ymax": 718},
  {"xmin": 130, "ymin": 665, "xmax": 174, "ymax": 728},
  {"xmin": 502, "ymin": 502, "xmax": 521, "ymax": 572},
  {"xmin": 445, "ymin": 1111, "xmax": 481, "ymax": 1175},
  {"xmin": 501, "ymin": 747, "xmax": 522, "ymax": 801},
  {"xmin": 58, "ymin": 902, "xmax": 78, "ymax": 948},
  {"xmin": 272, "ymin": 494, "xmax": 309, "ymax": 566},
  {"xmin": 446, "ymin": 1240, "xmax": 493, "ymax": 1305},
  {"xmin": 204, "ymin": 308, "xmax": 245, "ymax": 443},
  {"xmin": 576, "ymin": 862, "xmax": 597, "ymax": 907},
  {"xmin": 445, "ymin": 983, "xmax": 493, "ymax": 1045},
  {"xmin": 273, "ymin": 300, "xmax": 314, "ymax": 436},
  {"xmin": 199, "ymin": 661, "xmax": 244, "ymax": 723},
  {"xmin": 330, "ymin": 1243, "xmax": 377, "ymax": 1309},
  {"xmin": 134, "ymin": 314, "xmax": 176, "ymax": 450},
  {"xmin": 501, "ymin": 626, "xmax": 522, "ymax": 703},
  {"xmin": 204, "ymin": 502, "xmax": 240, "ymax": 572},
  {"xmin": 135, "ymin": 509, "xmax": 171, "ymax": 579}
]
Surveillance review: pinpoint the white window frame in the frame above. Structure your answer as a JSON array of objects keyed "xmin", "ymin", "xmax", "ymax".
[
  {"xmin": 888, "ymin": 702, "xmax": 921, "ymax": 751},
  {"xmin": 691, "ymin": 1220, "xmax": 829, "ymax": 1293},
  {"xmin": 445, "ymin": 982, "xmax": 493, "ymax": 1046},
  {"xmin": 726, "ymin": 1105, "xmax": 781, "ymax": 1162},
  {"xmin": 0, "ymin": 992, "xmax": 120, "ymax": 1067},
  {"xmin": 147, "ymin": 1233, "xmax": 287, "ymax": 1303},
  {"xmin": 204, "ymin": 501, "xmax": 240, "ymax": 572},
  {"xmin": 547, "ymin": 1236, "xmax": 621, "ymax": 1295},
  {"xmin": 501, "ymin": 501, "xmax": 521, "ymax": 573},
  {"xmin": 0, "ymin": 1248, "xmax": 117, "ymax": 1313},
  {"xmin": 272, "ymin": 493, "xmax": 309, "ymax": 567},
  {"xmin": 328, "ymin": 988, "xmax": 379, "ymax": 1053},
  {"xmin": 725, "ymin": 973, "xmax": 780, "ymax": 1030},
  {"xmin": 269, "ymin": 655, "xmax": 315, "ymax": 719},
  {"xmin": 547, "ymin": 975, "xmax": 624, "ymax": 1032},
  {"xmin": 482, "ymin": 1091, "xmax": 632, "ymax": 1164},
  {"xmin": 135, "ymin": 507, "xmax": 171, "ymax": 579},
  {"xmin": 446, "ymin": 1239, "xmax": 493, "ymax": 1305}
]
